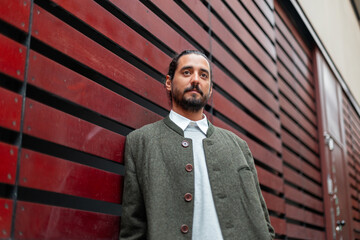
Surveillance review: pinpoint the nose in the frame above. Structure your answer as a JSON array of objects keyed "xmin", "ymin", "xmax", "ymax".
[{"xmin": 191, "ymin": 72, "xmax": 200, "ymax": 83}]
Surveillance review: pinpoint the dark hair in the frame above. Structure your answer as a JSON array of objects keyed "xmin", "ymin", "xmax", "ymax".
[{"xmin": 167, "ymin": 50, "xmax": 213, "ymax": 84}]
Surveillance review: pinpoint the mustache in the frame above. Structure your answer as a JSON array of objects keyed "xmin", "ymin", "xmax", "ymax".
[{"xmin": 183, "ymin": 85, "xmax": 203, "ymax": 96}]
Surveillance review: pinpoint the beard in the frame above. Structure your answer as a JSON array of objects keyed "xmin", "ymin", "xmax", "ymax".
[{"xmin": 171, "ymin": 84, "xmax": 210, "ymax": 112}]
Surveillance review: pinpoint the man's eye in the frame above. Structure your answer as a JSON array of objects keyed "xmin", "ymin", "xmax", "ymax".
[
  {"xmin": 201, "ymin": 73, "xmax": 208, "ymax": 78},
  {"xmin": 183, "ymin": 70, "xmax": 191, "ymax": 75}
]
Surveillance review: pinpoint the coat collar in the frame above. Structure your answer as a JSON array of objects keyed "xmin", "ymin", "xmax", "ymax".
[{"xmin": 163, "ymin": 114, "xmax": 215, "ymax": 138}]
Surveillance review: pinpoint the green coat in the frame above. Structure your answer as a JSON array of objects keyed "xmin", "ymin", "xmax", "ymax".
[{"xmin": 120, "ymin": 116, "xmax": 275, "ymax": 240}]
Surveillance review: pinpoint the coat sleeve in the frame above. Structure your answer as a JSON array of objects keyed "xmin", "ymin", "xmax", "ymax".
[
  {"xmin": 119, "ymin": 135, "xmax": 147, "ymax": 240},
  {"xmin": 242, "ymin": 141, "xmax": 276, "ymax": 239}
]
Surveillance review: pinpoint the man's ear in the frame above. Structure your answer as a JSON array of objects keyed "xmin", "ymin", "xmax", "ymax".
[{"xmin": 165, "ymin": 75, "xmax": 172, "ymax": 92}]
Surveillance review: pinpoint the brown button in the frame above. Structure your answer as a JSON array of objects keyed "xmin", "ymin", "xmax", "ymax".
[
  {"xmin": 181, "ymin": 224, "xmax": 189, "ymax": 234},
  {"xmin": 184, "ymin": 193, "xmax": 192, "ymax": 202},
  {"xmin": 181, "ymin": 140, "xmax": 189, "ymax": 148},
  {"xmin": 185, "ymin": 164, "xmax": 193, "ymax": 172}
]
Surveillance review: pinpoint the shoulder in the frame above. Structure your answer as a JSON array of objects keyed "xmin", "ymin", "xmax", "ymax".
[
  {"xmin": 127, "ymin": 119, "xmax": 165, "ymax": 140},
  {"xmin": 212, "ymin": 125, "xmax": 251, "ymax": 153}
]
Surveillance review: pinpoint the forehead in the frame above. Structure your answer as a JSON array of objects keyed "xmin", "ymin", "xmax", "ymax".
[{"xmin": 176, "ymin": 53, "xmax": 210, "ymax": 71}]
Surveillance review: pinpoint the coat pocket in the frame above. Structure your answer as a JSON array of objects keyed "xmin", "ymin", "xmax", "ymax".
[{"xmin": 238, "ymin": 167, "xmax": 269, "ymax": 238}]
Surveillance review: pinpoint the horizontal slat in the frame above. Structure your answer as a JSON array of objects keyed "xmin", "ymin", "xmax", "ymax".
[
  {"xmin": 275, "ymin": 3, "xmax": 312, "ymax": 64},
  {"xmin": 278, "ymin": 61, "xmax": 315, "ymax": 113},
  {"xmin": 51, "ymin": 0, "xmax": 170, "ymax": 74},
  {"xmin": 253, "ymin": 0, "xmax": 275, "ymax": 26},
  {"xmin": 256, "ymin": 166, "xmax": 284, "ymax": 193},
  {"xmin": 0, "ymin": 34, "xmax": 26, "ymax": 81},
  {"xmin": 276, "ymin": 44, "xmax": 313, "ymax": 99},
  {"xmin": 23, "ymin": 99, "xmax": 125, "ymax": 162},
  {"xmin": 183, "ymin": 0, "xmax": 278, "ymax": 93},
  {"xmin": 283, "ymin": 166, "xmax": 322, "ymax": 197},
  {"xmin": 0, "ymin": 142, "xmax": 18, "ymax": 185},
  {"xmin": 285, "ymin": 204, "xmax": 324, "ymax": 227},
  {"xmin": 213, "ymin": 91, "xmax": 281, "ymax": 152},
  {"xmin": 262, "ymin": 191, "xmax": 285, "ymax": 214},
  {"xmin": 31, "ymin": 5, "xmax": 168, "ymax": 112},
  {"xmin": 14, "ymin": 201, "xmax": 119, "ymax": 239},
  {"xmin": 281, "ymin": 130, "xmax": 320, "ymax": 168},
  {"xmin": 19, "ymin": 149, "xmax": 123, "ymax": 203},
  {"xmin": 284, "ymin": 185, "xmax": 323, "ymax": 212},
  {"xmin": 209, "ymin": 115, "xmax": 283, "ymax": 173},
  {"xmin": 28, "ymin": 51, "xmax": 163, "ymax": 129},
  {"xmin": 0, "ymin": 87, "xmax": 22, "ymax": 131},
  {"xmin": 0, "ymin": 198, "xmax": 13, "ymax": 239},
  {"xmin": 275, "ymin": 27, "xmax": 312, "ymax": 79},
  {"xmin": 213, "ymin": 65, "xmax": 280, "ymax": 131},
  {"xmin": 280, "ymin": 93, "xmax": 317, "ymax": 141},
  {"xmin": 241, "ymin": 0, "xmax": 275, "ymax": 43},
  {"xmin": 270, "ymin": 216, "xmax": 286, "ymax": 235},
  {"xmin": 282, "ymin": 148, "xmax": 321, "ymax": 183},
  {"xmin": 280, "ymin": 111, "xmax": 318, "ymax": 153},
  {"xmin": 286, "ymin": 223, "xmax": 325, "ymax": 239},
  {"xmin": 0, "ymin": 0, "xmax": 30, "ymax": 32}
]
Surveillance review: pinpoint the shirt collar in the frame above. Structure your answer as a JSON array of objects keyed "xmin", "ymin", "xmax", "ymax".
[{"xmin": 169, "ymin": 110, "xmax": 208, "ymax": 135}]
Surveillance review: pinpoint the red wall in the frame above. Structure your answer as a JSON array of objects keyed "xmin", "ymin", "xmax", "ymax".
[{"xmin": 0, "ymin": 0, "xmax": 329, "ymax": 239}]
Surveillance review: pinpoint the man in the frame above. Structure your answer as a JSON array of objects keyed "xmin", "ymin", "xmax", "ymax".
[{"xmin": 120, "ymin": 50, "xmax": 275, "ymax": 239}]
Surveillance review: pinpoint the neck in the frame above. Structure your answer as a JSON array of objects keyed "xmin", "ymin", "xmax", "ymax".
[{"xmin": 172, "ymin": 105, "xmax": 204, "ymax": 121}]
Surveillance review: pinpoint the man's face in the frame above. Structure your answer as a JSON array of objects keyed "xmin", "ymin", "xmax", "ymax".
[{"xmin": 166, "ymin": 54, "xmax": 212, "ymax": 112}]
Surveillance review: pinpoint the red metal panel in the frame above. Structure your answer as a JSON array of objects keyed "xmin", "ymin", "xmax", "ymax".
[
  {"xmin": 28, "ymin": 51, "xmax": 164, "ymax": 128},
  {"xmin": 210, "ymin": 115, "xmax": 283, "ymax": 173},
  {"xmin": 51, "ymin": 0, "xmax": 170, "ymax": 75},
  {"xmin": 241, "ymin": 0, "xmax": 275, "ymax": 43},
  {"xmin": 278, "ymin": 62, "xmax": 316, "ymax": 113},
  {"xmin": 109, "ymin": 0, "xmax": 193, "ymax": 52},
  {"xmin": 0, "ymin": 142, "xmax": 18, "ymax": 185},
  {"xmin": 0, "ymin": 87, "xmax": 22, "ymax": 132},
  {"xmin": 14, "ymin": 201, "xmax": 120, "ymax": 239},
  {"xmin": 31, "ymin": 5, "xmax": 168, "ymax": 112},
  {"xmin": 285, "ymin": 203, "xmax": 324, "ymax": 227},
  {"xmin": 275, "ymin": 3, "xmax": 312, "ymax": 65},
  {"xmin": 23, "ymin": 99, "xmax": 125, "ymax": 162},
  {"xmin": 0, "ymin": 198, "xmax": 13, "ymax": 239},
  {"xmin": 19, "ymin": 148, "xmax": 123, "ymax": 203},
  {"xmin": 212, "ymin": 90, "xmax": 282, "ymax": 152},
  {"xmin": 279, "ymin": 94, "xmax": 317, "ymax": 140},
  {"xmin": 256, "ymin": 165, "xmax": 284, "ymax": 193},
  {"xmin": 213, "ymin": 65, "xmax": 279, "ymax": 124},
  {"xmin": 284, "ymin": 185, "xmax": 323, "ymax": 212},
  {"xmin": 253, "ymin": 0, "xmax": 275, "ymax": 26},
  {"xmin": 262, "ymin": 191, "xmax": 285, "ymax": 214},
  {"xmin": 282, "ymin": 148, "xmax": 321, "ymax": 183},
  {"xmin": 0, "ymin": 34, "xmax": 26, "ymax": 81},
  {"xmin": 280, "ymin": 111, "xmax": 318, "ymax": 153},
  {"xmin": 276, "ymin": 45, "xmax": 314, "ymax": 98},
  {"xmin": 275, "ymin": 28, "xmax": 312, "ymax": 79},
  {"xmin": 281, "ymin": 130, "xmax": 319, "ymax": 168},
  {"xmin": 222, "ymin": 0, "xmax": 276, "ymax": 58},
  {"xmin": 0, "ymin": 0, "xmax": 30, "ymax": 32},
  {"xmin": 270, "ymin": 216, "xmax": 286, "ymax": 235},
  {"xmin": 182, "ymin": 0, "xmax": 278, "ymax": 94},
  {"xmin": 279, "ymin": 77, "xmax": 316, "ymax": 126},
  {"xmin": 283, "ymin": 166, "xmax": 322, "ymax": 197},
  {"xmin": 286, "ymin": 223, "xmax": 325, "ymax": 239}
]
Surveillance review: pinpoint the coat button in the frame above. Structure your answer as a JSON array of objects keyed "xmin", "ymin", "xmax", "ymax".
[
  {"xmin": 181, "ymin": 224, "xmax": 189, "ymax": 234},
  {"xmin": 184, "ymin": 193, "xmax": 192, "ymax": 202},
  {"xmin": 185, "ymin": 164, "xmax": 193, "ymax": 172},
  {"xmin": 181, "ymin": 140, "xmax": 189, "ymax": 148}
]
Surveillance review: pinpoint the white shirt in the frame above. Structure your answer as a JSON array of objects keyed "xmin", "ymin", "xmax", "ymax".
[{"xmin": 169, "ymin": 110, "xmax": 223, "ymax": 240}]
